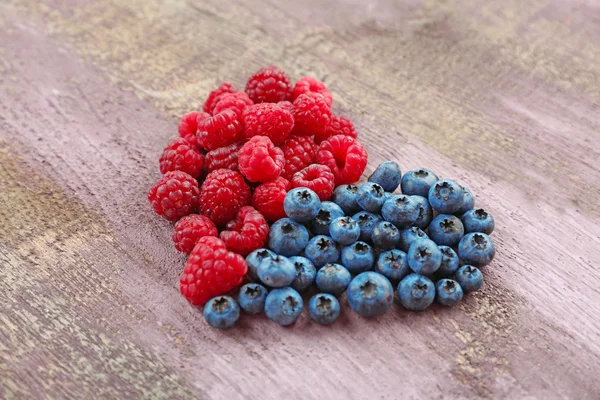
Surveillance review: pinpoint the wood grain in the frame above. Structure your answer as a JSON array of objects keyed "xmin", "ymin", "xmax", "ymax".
[{"xmin": 1, "ymin": 0, "xmax": 599, "ymax": 398}]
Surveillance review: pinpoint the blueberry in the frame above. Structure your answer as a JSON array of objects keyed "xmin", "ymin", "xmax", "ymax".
[
  {"xmin": 329, "ymin": 216, "xmax": 360, "ymax": 246},
  {"xmin": 455, "ymin": 265, "xmax": 484, "ymax": 292},
  {"xmin": 401, "ymin": 168, "xmax": 439, "ymax": 197},
  {"xmin": 407, "ymin": 238, "xmax": 442, "ymax": 275},
  {"xmin": 284, "ymin": 187, "xmax": 321, "ymax": 222},
  {"xmin": 458, "ymin": 233, "xmax": 495, "ymax": 267},
  {"xmin": 203, "ymin": 296, "xmax": 240, "ymax": 329},
  {"xmin": 352, "ymin": 211, "xmax": 382, "ymax": 242},
  {"xmin": 428, "ymin": 214, "xmax": 464, "ymax": 247},
  {"xmin": 304, "ymin": 235, "xmax": 340, "ymax": 268},
  {"xmin": 435, "ymin": 246, "xmax": 460, "ymax": 277},
  {"xmin": 257, "ymin": 255, "xmax": 297, "ymax": 288},
  {"xmin": 375, "ymin": 249, "xmax": 410, "ymax": 281},
  {"xmin": 316, "ymin": 263, "xmax": 351, "ymax": 295},
  {"xmin": 268, "ymin": 218, "xmax": 309, "ymax": 256},
  {"xmin": 456, "ymin": 186, "xmax": 475, "ymax": 215},
  {"xmin": 368, "ymin": 161, "xmax": 402, "ymax": 192},
  {"xmin": 371, "ymin": 221, "xmax": 400, "ymax": 250},
  {"xmin": 245, "ymin": 248, "xmax": 275, "ymax": 280},
  {"xmin": 397, "ymin": 273, "xmax": 435, "ymax": 311},
  {"xmin": 381, "ymin": 195, "xmax": 420, "ymax": 229},
  {"xmin": 264, "ymin": 287, "xmax": 303, "ymax": 326},
  {"xmin": 461, "ymin": 208, "xmax": 495, "ymax": 235},
  {"xmin": 237, "ymin": 283, "xmax": 268, "ymax": 314},
  {"xmin": 308, "ymin": 293, "xmax": 341, "ymax": 325},
  {"xmin": 332, "ymin": 184, "xmax": 361, "ymax": 215},
  {"xmin": 398, "ymin": 226, "xmax": 428, "ymax": 252},
  {"xmin": 310, "ymin": 201, "xmax": 345, "ymax": 235},
  {"xmin": 341, "ymin": 241, "xmax": 375, "ymax": 274},
  {"xmin": 411, "ymin": 195, "xmax": 433, "ymax": 230},
  {"xmin": 289, "ymin": 256, "xmax": 317, "ymax": 292},
  {"xmin": 428, "ymin": 179, "xmax": 464, "ymax": 214},
  {"xmin": 435, "ymin": 279, "xmax": 463, "ymax": 306},
  {"xmin": 347, "ymin": 271, "xmax": 394, "ymax": 317},
  {"xmin": 356, "ymin": 182, "xmax": 386, "ymax": 213}
]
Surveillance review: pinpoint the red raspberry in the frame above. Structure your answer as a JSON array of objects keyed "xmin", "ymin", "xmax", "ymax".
[
  {"xmin": 204, "ymin": 143, "xmax": 241, "ymax": 173},
  {"xmin": 196, "ymin": 236, "xmax": 227, "ymax": 251},
  {"xmin": 213, "ymin": 92, "xmax": 253, "ymax": 117},
  {"xmin": 291, "ymin": 92, "xmax": 332, "ymax": 136},
  {"xmin": 197, "ymin": 109, "xmax": 242, "ymax": 151},
  {"xmin": 172, "ymin": 214, "xmax": 218, "ymax": 253},
  {"xmin": 251, "ymin": 177, "xmax": 291, "ymax": 222},
  {"xmin": 148, "ymin": 171, "xmax": 200, "ymax": 221},
  {"xmin": 292, "ymin": 76, "xmax": 333, "ymax": 107},
  {"xmin": 245, "ymin": 66, "xmax": 292, "ymax": 103},
  {"xmin": 277, "ymin": 101, "xmax": 293, "ymax": 111},
  {"xmin": 219, "ymin": 206, "xmax": 269, "ymax": 256},
  {"xmin": 242, "ymin": 103, "xmax": 294, "ymax": 145},
  {"xmin": 199, "ymin": 169, "xmax": 251, "ymax": 226},
  {"xmin": 159, "ymin": 138, "xmax": 205, "ymax": 179},
  {"xmin": 280, "ymin": 135, "xmax": 317, "ymax": 180},
  {"xmin": 238, "ymin": 136, "xmax": 285, "ymax": 183},
  {"xmin": 178, "ymin": 111, "xmax": 210, "ymax": 148},
  {"xmin": 291, "ymin": 164, "xmax": 335, "ymax": 201},
  {"xmin": 180, "ymin": 238, "xmax": 247, "ymax": 305},
  {"xmin": 318, "ymin": 114, "xmax": 357, "ymax": 144},
  {"xmin": 203, "ymin": 82, "xmax": 236, "ymax": 114},
  {"xmin": 316, "ymin": 135, "xmax": 368, "ymax": 185}
]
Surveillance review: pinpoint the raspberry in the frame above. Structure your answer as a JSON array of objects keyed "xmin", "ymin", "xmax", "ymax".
[
  {"xmin": 172, "ymin": 214, "xmax": 218, "ymax": 253},
  {"xmin": 148, "ymin": 171, "xmax": 200, "ymax": 221},
  {"xmin": 251, "ymin": 177, "xmax": 291, "ymax": 222},
  {"xmin": 292, "ymin": 76, "xmax": 333, "ymax": 107},
  {"xmin": 203, "ymin": 82, "xmax": 236, "ymax": 114},
  {"xmin": 159, "ymin": 138, "xmax": 205, "ymax": 178},
  {"xmin": 316, "ymin": 135, "xmax": 368, "ymax": 185},
  {"xmin": 238, "ymin": 136, "xmax": 285, "ymax": 182},
  {"xmin": 178, "ymin": 111, "xmax": 210, "ymax": 148},
  {"xmin": 197, "ymin": 109, "xmax": 243, "ymax": 151},
  {"xmin": 180, "ymin": 238, "xmax": 248, "ymax": 305},
  {"xmin": 199, "ymin": 169, "xmax": 251, "ymax": 226},
  {"xmin": 242, "ymin": 103, "xmax": 294, "ymax": 145},
  {"xmin": 213, "ymin": 92, "xmax": 253, "ymax": 117},
  {"xmin": 318, "ymin": 114, "xmax": 357, "ymax": 144},
  {"xmin": 196, "ymin": 235, "xmax": 227, "ymax": 251},
  {"xmin": 204, "ymin": 143, "xmax": 241, "ymax": 173},
  {"xmin": 291, "ymin": 164, "xmax": 335, "ymax": 201},
  {"xmin": 280, "ymin": 135, "xmax": 317, "ymax": 180},
  {"xmin": 291, "ymin": 92, "xmax": 332, "ymax": 136},
  {"xmin": 219, "ymin": 206, "xmax": 269, "ymax": 256},
  {"xmin": 245, "ymin": 66, "xmax": 292, "ymax": 103},
  {"xmin": 277, "ymin": 101, "xmax": 293, "ymax": 111}
]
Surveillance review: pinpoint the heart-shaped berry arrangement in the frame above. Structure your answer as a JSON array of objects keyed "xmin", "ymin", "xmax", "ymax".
[{"xmin": 148, "ymin": 66, "xmax": 496, "ymax": 329}]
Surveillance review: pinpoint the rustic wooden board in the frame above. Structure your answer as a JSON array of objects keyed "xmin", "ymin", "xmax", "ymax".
[{"xmin": 1, "ymin": 0, "xmax": 599, "ymax": 398}]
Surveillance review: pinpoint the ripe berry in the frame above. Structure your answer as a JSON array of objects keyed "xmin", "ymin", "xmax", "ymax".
[
  {"xmin": 199, "ymin": 169, "xmax": 251, "ymax": 226},
  {"xmin": 257, "ymin": 255, "xmax": 296, "ymax": 288},
  {"xmin": 148, "ymin": 171, "xmax": 200, "ymax": 221},
  {"xmin": 329, "ymin": 217, "xmax": 360, "ymax": 246},
  {"xmin": 212, "ymin": 92, "xmax": 253, "ymax": 117},
  {"xmin": 398, "ymin": 273, "xmax": 435, "ymax": 311},
  {"xmin": 245, "ymin": 248, "xmax": 275, "ymax": 280},
  {"xmin": 316, "ymin": 263, "xmax": 351, "ymax": 295},
  {"xmin": 197, "ymin": 109, "xmax": 243, "ymax": 151},
  {"xmin": 219, "ymin": 206, "xmax": 269, "ymax": 256},
  {"xmin": 407, "ymin": 239, "xmax": 442, "ymax": 275},
  {"xmin": 321, "ymin": 115, "xmax": 357, "ymax": 144},
  {"xmin": 280, "ymin": 135, "xmax": 317, "ymax": 180},
  {"xmin": 346, "ymin": 271, "xmax": 394, "ymax": 317},
  {"xmin": 371, "ymin": 221, "xmax": 400, "ymax": 250},
  {"xmin": 172, "ymin": 214, "xmax": 218, "ymax": 253},
  {"xmin": 462, "ymin": 208, "xmax": 495, "ymax": 235},
  {"xmin": 435, "ymin": 279, "xmax": 463, "ymax": 307},
  {"xmin": 203, "ymin": 296, "xmax": 240, "ymax": 329},
  {"xmin": 237, "ymin": 283, "xmax": 268, "ymax": 314},
  {"xmin": 178, "ymin": 111, "xmax": 210, "ymax": 148},
  {"xmin": 289, "ymin": 256, "xmax": 317, "ymax": 292},
  {"xmin": 317, "ymin": 135, "xmax": 368, "ymax": 185},
  {"xmin": 428, "ymin": 179, "xmax": 465, "ymax": 214},
  {"xmin": 456, "ymin": 186, "xmax": 475, "ymax": 215},
  {"xmin": 457, "ymin": 233, "xmax": 495, "ymax": 267},
  {"xmin": 292, "ymin": 76, "xmax": 332, "ymax": 106},
  {"xmin": 368, "ymin": 161, "xmax": 401, "ymax": 192},
  {"xmin": 238, "ymin": 136, "xmax": 285, "ymax": 182},
  {"xmin": 245, "ymin": 66, "xmax": 293, "ymax": 103},
  {"xmin": 203, "ymin": 82, "xmax": 236, "ymax": 114},
  {"xmin": 291, "ymin": 92, "xmax": 332, "ymax": 136},
  {"xmin": 291, "ymin": 164, "xmax": 335, "ymax": 201},
  {"xmin": 455, "ymin": 265, "xmax": 484, "ymax": 292},
  {"xmin": 204, "ymin": 143, "xmax": 241, "ymax": 173},
  {"xmin": 435, "ymin": 246, "xmax": 460, "ymax": 278},
  {"xmin": 308, "ymin": 293, "xmax": 340, "ymax": 325},
  {"xmin": 381, "ymin": 195, "xmax": 420, "ymax": 229},
  {"xmin": 284, "ymin": 187, "xmax": 321, "ymax": 222},
  {"xmin": 428, "ymin": 214, "xmax": 465, "ymax": 247},
  {"xmin": 341, "ymin": 241, "xmax": 374, "ymax": 274},
  {"xmin": 401, "ymin": 168, "xmax": 439, "ymax": 197},
  {"xmin": 375, "ymin": 249, "xmax": 410, "ymax": 282},
  {"xmin": 242, "ymin": 103, "xmax": 294, "ymax": 145},
  {"xmin": 159, "ymin": 138, "xmax": 205, "ymax": 179},
  {"xmin": 332, "ymin": 184, "xmax": 361, "ymax": 215},
  {"xmin": 411, "ymin": 195, "xmax": 433, "ymax": 230},
  {"xmin": 311, "ymin": 201, "xmax": 344, "ymax": 236},
  {"xmin": 251, "ymin": 177, "xmax": 291, "ymax": 222},
  {"xmin": 267, "ymin": 218, "xmax": 310, "ymax": 256},
  {"xmin": 352, "ymin": 211, "xmax": 382, "ymax": 242},
  {"xmin": 264, "ymin": 287, "xmax": 303, "ymax": 326},
  {"xmin": 356, "ymin": 182, "xmax": 386, "ymax": 213},
  {"xmin": 304, "ymin": 235, "xmax": 340, "ymax": 268},
  {"xmin": 398, "ymin": 227, "xmax": 428, "ymax": 253}
]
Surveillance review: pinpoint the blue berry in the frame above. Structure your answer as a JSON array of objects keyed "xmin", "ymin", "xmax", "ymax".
[
  {"xmin": 257, "ymin": 255, "xmax": 297, "ymax": 288},
  {"xmin": 428, "ymin": 179, "xmax": 464, "ymax": 213},
  {"xmin": 397, "ymin": 273, "xmax": 435, "ymax": 311},
  {"xmin": 316, "ymin": 263, "xmax": 351, "ymax": 295},
  {"xmin": 264, "ymin": 287, "xmax": 303, "ymax": 326},
  {"xmin": 310, "ymin": 201, "xmax": 344, "ymax": 235},
  {"xmin": 289, "ymin": 256, "xmax": 317, "ymax": 292},
  {"xmin": 268, "ymin": 218, "xmax": 309, "ymax": 256},
  {"xmin": 284, "ymin": 187, "xmax": 321, "ymax": 222},
  {"xmin": 356, "ymin": 182, "xmax": 386, "ymax": 213},
  {"xmin": 435, "ymin": 279, "xmax": 463, "ymax": 306},
  {"xmin": 375, "ymin": 249, "xmax": 410, "ymax": 281},
  {"xmin": 411, "ymin": 195, "xmax": 433, "ymax": 230},
  {"xmin": 458, "ymin": 233, "xmax": 495, "ymax": 267},
  {"xmin": 461, "ymin": 208, "xmax": 495, "ymax": 235},
  {"xmin": 237, "ymin": 283, "xmax": 268, "ymax": 314},
  {"xmin": 203, "ymin": 296, "xmax": 240, "ymax": 329},
  {"xmin": 428, "ymin": 214, "xmax": 464, "ymax": 247},
  {"xmin": 371, "ymin": 221, "xmax": 400, "ymax": 250},
  {"xmin": 456, "ymin": 186, "xmax": 475, "ymax": 215},
  {"xmin": 304, "ymin": 235, "xmax": 340, "ymax": 267},
  {"xmin": 407, "ymin": 238, "xmax": 442, "ymax": 275},
  {"xmin": 332, "ymin": 184, "xmax": 360, "ymax": 215},
  {"xmin": 308, "ymin": 293, "xmax": 340, "ymax": 325},
  {"xmin": 368, "ymin": 161, "xmax": 402, "ymax": 192},
  {"xmin": 329, "ymin": 216, "xmax": 360, "ymax": 246},
  {"xmin": 245, "ymin": 248, "xmax": 275, "ymax": 280},
  {"xmin": 341, "ymin": 241, "xmax": 375, "ymax": 274},
  {"xmin": 455, "ymin": 265, "xmax": 484, "ymax": 292},
  {"xmin": 381, "ymin": 195, "xmax": 419, "ymax": 229},
  {"xmin": 401, "ymin": 168, "xmax": 439, "ymax": 197},
  {"xmin": 435, "ymin": 246, "xmax": 460, "ymax": 277},
  {"xmin": 347, "ymin": 271, "xmax": 394, "ymax": 317},
  {"xmin": 352, "ymin": 211, "xmax": 382, "ymax": 242},
  {"xmin": 398, "ymin": 226, "xmax": 428, "ymax": 252}
]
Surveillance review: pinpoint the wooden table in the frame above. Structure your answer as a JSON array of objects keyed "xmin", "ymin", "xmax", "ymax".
[{"xmin": 1, "ymin": 0, "xmax": 599, "ymax": 398}]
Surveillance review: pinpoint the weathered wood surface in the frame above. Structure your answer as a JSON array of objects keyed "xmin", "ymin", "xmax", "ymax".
[{"xmin": 1, "ymin": 0, "xmax": 599, "ymax": 398}]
